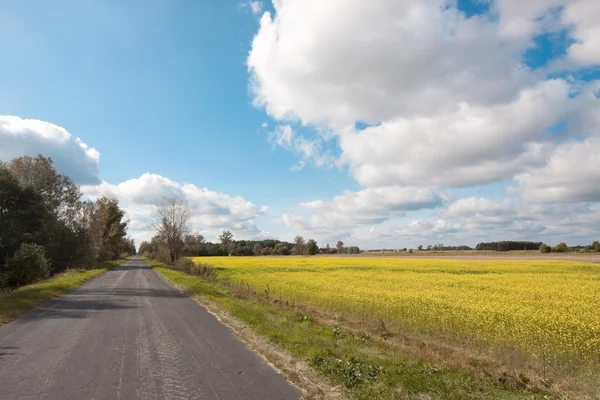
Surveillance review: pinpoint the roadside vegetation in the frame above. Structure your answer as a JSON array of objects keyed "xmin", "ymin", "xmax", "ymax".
[
  {"xmin": 0, "ymin": 259, "xmax": 126, "ymax": 325},
  {"xmin": 0, "ymin": 154, "xmax": 135, "ymax": 292},
  {"xmin": 149, "ymin": 258, "xmax": 583, "ymax": 400}
]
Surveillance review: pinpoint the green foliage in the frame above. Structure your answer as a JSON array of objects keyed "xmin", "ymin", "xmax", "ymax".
[
  {"xmin": 306, "ymin": 239, "xmax": 318, "ymax": 255},
  {"xmin": 539, "ymin": 243, "xmax": 550, "ymax": 254},
  {"xmin": 552, "ymin": 242, "xmax": 569, "ymax": 253},
  {"xmin": 309, "ymin": 351, "xmax": 383, "ymax": 388},
  {"xmin": 476, "ymin": 241, "xmax": 543, "ymax": 251},
  {"xmin": 0, "ymin": 154, "xmax": 131, "ymax": 290},
  {"xmin": 2, "ymin": 243, "xmax": 50, "ymax": 288}
]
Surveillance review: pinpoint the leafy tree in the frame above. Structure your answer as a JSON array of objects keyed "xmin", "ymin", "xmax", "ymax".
[
  {"xmin": 539, "ymin": 243, "xmax": 550, "ymax": 254},
  {"xmin": 306, "ymin": 239, "xmax": 318, "ymax": 255},
  {"xmin": 336, "ymin": 240, "xmax": 344, "ymax": 254},
  {"xmin": 552, "ymin": 242, "xmax": 569, "ymax": 253}
]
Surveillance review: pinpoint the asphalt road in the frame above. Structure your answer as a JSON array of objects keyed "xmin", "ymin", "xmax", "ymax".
[{"xmin": 0, "ymin": 257, "xmax": 301, "ymax": 400}]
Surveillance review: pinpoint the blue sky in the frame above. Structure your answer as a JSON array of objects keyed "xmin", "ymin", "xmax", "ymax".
[{"xmin": 1, "ymin": 0, "xmax": 599, "ymax": 248}]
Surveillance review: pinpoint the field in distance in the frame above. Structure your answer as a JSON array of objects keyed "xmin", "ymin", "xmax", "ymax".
[
  {"xmin": 347, "ymin": 249, "xmax": 600, "ymax": 263},
  {"xmin": 192, "ymin": 256, "xmax": 600, "ymax": 387}
]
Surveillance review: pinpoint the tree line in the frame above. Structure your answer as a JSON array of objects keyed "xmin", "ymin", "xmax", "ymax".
[
  {"xmin": 0, "ymin": 155, "xmax": 134, "ymax": 290},
  {"xmin": 139, "ymin": 199, "xmax": 360, "ymax": 264},
  {"xmin": 476, "ymin": 241, "xmax": 543, "ymax": 251},
  {"xmin": 139, "ymin": 231, "xmax": 362, "ymax": 262}
]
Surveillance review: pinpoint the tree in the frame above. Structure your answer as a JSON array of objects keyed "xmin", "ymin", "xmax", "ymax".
[
  {"xmin": 293, "ymin": 235, "xmax": 306, "ymax": 255},
  {"xmin": 150, "ymin": 197, "xmax": 190, "ymax": 264},
  {"xmin": 0, "ymin": 164, "xmax": 45, "ymax": 267},
  {"xmin": 593, "ymin": 241, "xmax": 600, "ymax": 252},
  {"xmin": 6, "ymin": 155, "xmax": 87, "ymax": 273},
  {"xmin": 552, "ymin": 242, "xmax": 569, "ymax": 253},
  {"xmin": 306, "ymin": 239, "xmax": 318, "ymax": 255},
  {"xmin": 139, "ymin": 241, "xmax": 152, "ymax": 256},
  {"xmin": 417, "ymin": 245, "xmax": 423, "ymax": 251},
  {"xmin": 336, "ymin": 240, "xmax": 344, "ymax": 254},
  {"xmin": 219, "ymin": 230, "xmax": 233, "ymax": 253},
  {"xmin": 539, "ymin": 243, "xmax": 550, "ymax": 254}
]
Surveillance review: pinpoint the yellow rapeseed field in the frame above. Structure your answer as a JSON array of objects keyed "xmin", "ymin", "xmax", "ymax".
[{"xmin": 192, "ymin": 256, "xmax": 600, "ymax": 368}]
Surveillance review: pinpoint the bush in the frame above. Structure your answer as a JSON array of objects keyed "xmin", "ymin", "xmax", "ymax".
[
  {"xmin": 174, "ymin": 257, "xmax": 195, "ymax": 274},
  {"xmin": 190, "ymin": 262, "xmax": 216, "ymax": 280},
  {"xmin": 2, "ymin": 243, "xmax": 50, "ymax": 288},
  {"xmin": 552, "ymin": 242, "xmax": 569, "ymax": 253},
  {"xmin": 119, "ymin": 252, "xmax": 131, "ymax": 259},
  {"xmin": 539, "ymin": 244, "xmax": 550, "ymax": 254},
  {"xmin": 173, "ymin": 258, "xmax": 215, "ymax": 280}
]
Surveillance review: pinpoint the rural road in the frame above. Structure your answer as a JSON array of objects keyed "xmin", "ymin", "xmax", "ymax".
[{"xmin": 0, "ymin": 257, "xmax": 301, "ymax": 400}]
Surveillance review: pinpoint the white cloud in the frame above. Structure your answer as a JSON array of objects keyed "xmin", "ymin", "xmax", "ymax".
[
  {"xmin": 340, "ymin": 80, "xmax": 571, "ymax": 187},
  {"xmin": 249, "ymin": 0, "xmax": 531, "ymax": 128},
  {"xmin": 268, "ymin": 125, "xmax": 333, "ymax": 170},
  {"xmin": 365, "ymin": 197, "xmax": 600, "ymax": 247},
  {"xmin": 494, "ymin": 0, "xmax": 600, "ymax": 66},
  {"xmin": 82, "ymin": 173, "xmax": 269, "ymax": 245},
  {"xmin": 0, "ymin": 115, "xmax": 100, "ymax": 184},
  {"xmin": 248, "ymin": 1, "xmax": 600, "ymax": 192},
  {"xmin": 513, "ymin": 136, "xmax": 600, "ymax": 202},
  {"xmin": 280, "ymin": 186, "xmax": 443, "ymax": 240},
  {"xmin": 241, "ymin": 1, "xmax": 263, "ymax": 17}
]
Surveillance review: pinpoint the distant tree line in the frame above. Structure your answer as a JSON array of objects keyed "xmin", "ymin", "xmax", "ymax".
[
  {"xmin": 0, "ymin": 155, "xmax": 134, "ymax": 290},
  {"xmin": 139, "ymin": 229, "xmax": 361, "ymax": 262},
  {"xmin": 475, "ymin": 241, "xmax": 543, "ymax": 251},
  {"xmin": 539, "ymin": 241, "xmax": 600, "ymax": 254}
]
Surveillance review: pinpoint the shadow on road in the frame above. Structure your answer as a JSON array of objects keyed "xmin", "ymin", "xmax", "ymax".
[
  {"xmin": 16, "ymin": 298, "xmax": 136, "ymax": 322},
  {"xmin": 0, "ymin": 346, "xmax": 18, "ymax": 360},
  {"xmin": 74, "ymin": 287, "xmax": 185, "ymax": 298}
]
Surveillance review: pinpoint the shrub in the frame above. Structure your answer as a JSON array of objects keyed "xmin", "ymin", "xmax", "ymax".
[
  {"xmin": 174, "ymin": 257, "xmax": 195, "ymax": 274},
  {"xmin": 190, "ymin": 262, "xmax": 216, "ymax": 280},
  {"xmin": 552, "ymin": 242, "xmax": 569, "ymax": 253},
  {"xmin": 2, "ymin": 243, "xmax": 50, "ymax": 288},
  {"xmin": 539, "ymin": 244, "xmax": 550, "ymax": 254},
  {"xmin": 119, "ymin": 252, "xmax": 131, "ymax": 259}
]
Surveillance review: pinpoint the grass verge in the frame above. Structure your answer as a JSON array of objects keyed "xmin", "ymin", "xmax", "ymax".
[
  {"xmin": 149, "ymin": 260, "xmax": 564, "ymax": 400},
  {"xmin": 0, "ymin": 259, "xmax": 127, "ymax": 325}
]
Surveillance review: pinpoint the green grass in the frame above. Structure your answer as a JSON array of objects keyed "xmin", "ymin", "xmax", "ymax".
[
  {"xmin": 0, "ymin": 259, "xmax": 127, "ymax": 325},
  {"xmin": 150, "ymin": 260, "xmax": 561, "ymax": 400}
]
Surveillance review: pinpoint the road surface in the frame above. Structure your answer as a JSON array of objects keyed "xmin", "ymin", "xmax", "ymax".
[{"xmin": 0, "ymin": 257, "xmax": 301, "ymax": 400}]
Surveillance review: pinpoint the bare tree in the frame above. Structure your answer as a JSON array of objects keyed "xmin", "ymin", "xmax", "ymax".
[
  {"xmin": 150, "ymin": 196, "xmax": 190, "ymax": 264},
  {"xmin": 293, "ymin": 235, "xmax": 306, "ymax": 255}
]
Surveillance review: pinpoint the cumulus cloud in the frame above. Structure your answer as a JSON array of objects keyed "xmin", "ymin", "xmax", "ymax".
[
  {"xmin": 365, "ymin": 197, "xmax": 600, "ymax": 247},
  {"xmin": 249, "ymin": 0, "xmax": 529, "ymax": 128},
  {"xmin": 280, "ymin": 186, "xmax": 443, "ymax": 240},
  {"xmin": 513, "ymin": 136, "xmax": 600, "ymax": 202},
  {"xmin": 494, "ymin": 0, "xmax": 600, "ymax": 66},
  {"xmin": 248, "ymin": 0, "xmax": 600, "ymax": 192},
  {"xmin": 82, "ymin": 173, "xmax": 269, "ymax": 244},
  {"xmin": 0, "ymin": 115, "xmax": 100, "ymax": 184},
  {"xmin": 340, "ymin": 80, "xmax": 571, "ymax": 187}
]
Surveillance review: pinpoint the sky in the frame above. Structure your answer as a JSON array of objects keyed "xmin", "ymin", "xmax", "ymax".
[{"xmin": 1, "ymin": 0, "xmax": 599, "ymax": 249}]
